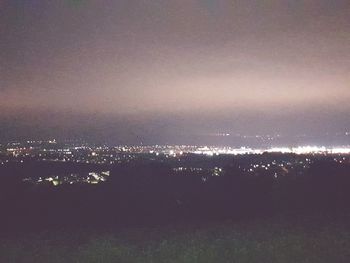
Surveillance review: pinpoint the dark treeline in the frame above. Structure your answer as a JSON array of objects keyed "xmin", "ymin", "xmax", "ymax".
[{"xmin": 0, "ymin": 158, "xmax": 350, "ymax": 231}]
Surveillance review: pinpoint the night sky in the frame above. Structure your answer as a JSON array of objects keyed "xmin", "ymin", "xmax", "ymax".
[{"xmin": 1, "ymin": 1, "xmax": 349, "ymax": 145}]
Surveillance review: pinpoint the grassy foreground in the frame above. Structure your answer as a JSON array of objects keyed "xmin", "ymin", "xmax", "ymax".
[{"xmin": 1, "ymin": 216, "xmax": 350, "ymax": 263}]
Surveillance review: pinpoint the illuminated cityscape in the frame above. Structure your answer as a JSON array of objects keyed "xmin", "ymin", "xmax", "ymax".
[
  {"xmin": 1, "ymin": 1, "xmax": 350, "ymax": 261},
  {"xmin": 1, "ymin": 139, "xmax": 349, "ymax": 186},
  {"xmin": 2, "ymin": 139, "xmax": 349, "ymax": 162}
]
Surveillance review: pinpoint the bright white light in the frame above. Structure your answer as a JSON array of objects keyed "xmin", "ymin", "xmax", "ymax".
[
  {"xmin": 330, "ymin": 148, "xmax": 350, "ymax": 154},
  {"xmin": 191, "ymin": 145, "xmax": 350, "ymax": 156},
  {"xmin": 267, "ymin": 147, "xmax": 292, "ymax": 153},
  {"xmin": 292, "ymin": 146, "xmax": 326, "ymax": 154}
]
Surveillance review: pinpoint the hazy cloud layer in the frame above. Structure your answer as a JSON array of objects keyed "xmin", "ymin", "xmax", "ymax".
[{"xmin": 1, "ymin": 1, "xmax": 349, "ymax": 143}]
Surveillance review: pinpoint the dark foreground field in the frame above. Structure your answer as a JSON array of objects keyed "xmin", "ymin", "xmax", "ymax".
[{"xmin": 1, "ymin": 215, "xmax": 350, "ymax": 263}]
